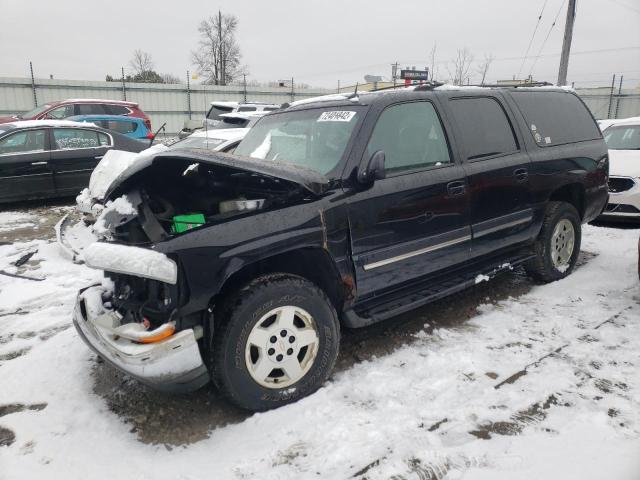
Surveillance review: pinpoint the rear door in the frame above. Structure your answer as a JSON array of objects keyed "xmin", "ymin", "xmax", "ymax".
[
  {"xmin": 49, "ymin": 127, "xmax": 111, "ymax": 195},
  {"xmin": 0, "ymin": 128, "xmax": 54, "ymax": 202},
  {"xmin": 445, "ymin": 95, "xmax": 533, "ymax": 258},
  {"xmin": 349, "ymin": 100, "xmax": 471, "ymax": 298}
]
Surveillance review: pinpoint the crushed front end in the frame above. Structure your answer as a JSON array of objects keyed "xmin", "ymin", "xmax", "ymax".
[{"xmin": 72, "ymin": 243, "xmax": 209, "ymax": 392}]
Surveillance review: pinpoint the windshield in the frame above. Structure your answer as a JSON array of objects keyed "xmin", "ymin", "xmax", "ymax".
[
  {"xmin": 604, "ymin": 125, "xmax": 640, "ymax": 150},
  {"xmin": 234, "ymin": 107, "xmax": 362, "ymax": 176},
  {"xmin": 169, "ymin": 136, "xmax": 225, "ymax": 150},
  {"xmin": 18, "ymin": 104, "xmax": 52, "ymax": 119}
]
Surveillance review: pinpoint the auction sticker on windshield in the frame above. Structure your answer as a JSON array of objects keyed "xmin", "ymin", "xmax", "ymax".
[{"xmin": 317, "ymin": 111, "xmax": 356, "ymax": 122}]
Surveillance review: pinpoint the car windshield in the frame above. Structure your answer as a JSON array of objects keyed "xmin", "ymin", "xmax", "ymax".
[
  {"xmin": 17, "ymin": 104, "xmax": 52, "ymax": 119},
  {"xmin": 206, "ymin": 105, "xmax": 235, "ymax": 121},
  {"xmin": 234, "ymin": 107, "xmax": 363, "ymax": 176},
  {"xmin": 604, "ymin": 125, "xmax": 640, "ymax": 150},
  {"xmin": 170, "ymin": 136, "xmax": 225, "ymax": 150}
]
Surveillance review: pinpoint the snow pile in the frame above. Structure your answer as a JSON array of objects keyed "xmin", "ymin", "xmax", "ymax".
[
  {"xmin": 87, "ymin": 150, "xmax": 139, "ymax": 201},
  {"xmin": 92, "ymin": 194, "xmax": 138, "ymax": 237},
  {"xmin": 0, "ymin": 225, "xmax": 639, "ymax": 479},
  {"xmin": 0, "ymin": 212, "xmax": 37, "ymax": 233}
]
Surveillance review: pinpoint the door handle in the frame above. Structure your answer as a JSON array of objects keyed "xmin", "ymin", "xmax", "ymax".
[
  {"xmin": 446, "ymin": 181, "xmax": 466, "ymax": 196},
  {"xmin": 31, "ymin": 161, "xmax": 48, "ymax": 165},
  {"xmin": 513, "ymin": 168, "xmax": 528, "ymax": 182}
]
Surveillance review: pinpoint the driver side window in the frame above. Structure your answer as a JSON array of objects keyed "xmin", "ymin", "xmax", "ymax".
[{"xmin": 366, "ymin": 101, "xmax": 451, "ymax": 175}]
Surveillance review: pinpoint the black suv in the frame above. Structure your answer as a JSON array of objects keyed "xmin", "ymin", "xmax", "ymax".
[{"xmin": 73, "ymin": 85, "xmax": 608, "ymax": 411}]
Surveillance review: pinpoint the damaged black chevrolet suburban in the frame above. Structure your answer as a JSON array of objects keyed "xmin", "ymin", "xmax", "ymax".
[{"xmin": 73, "ymin": 84, "xmax": 608, "ymax": 411}]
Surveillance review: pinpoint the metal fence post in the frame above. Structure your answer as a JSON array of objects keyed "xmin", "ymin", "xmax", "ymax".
[
  {"xmin": 187, "ymin": 70, "xmax": 192, "ymax": 119},
  {"xmin": 614, "ymin": 75, "xmax": 623, "ymax": 119},
  {"xmin": 29, "ymin": 62, "xmax": 37, "ymax": 107},
  {"xmin": 607, "ymin": 74, "xmax": 616, "ymax": 119},
  {"xmin": 243, "ymin": 74, "xmax": 247, "ymax": 103},
  {"xmin": 290, "ymin": 77, "xmax": 294, "ymax": 102},
  {"xmin": 121, "ymin": 67, "xmax": 127, "ymax": 101}
]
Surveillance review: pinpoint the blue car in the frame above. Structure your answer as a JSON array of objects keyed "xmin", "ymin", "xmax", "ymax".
[{"xmin": 67, "ymin": 114, "xmax": 153, "ymax": 141}]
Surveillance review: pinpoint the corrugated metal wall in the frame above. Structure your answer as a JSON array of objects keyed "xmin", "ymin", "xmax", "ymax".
[
  {"xmin": 0, "ymin": 77, "xmax": 334, "ymax": 134},
  {"xmin": 1, "ymin": 77, "xmax": 638, "ymax": 134}
]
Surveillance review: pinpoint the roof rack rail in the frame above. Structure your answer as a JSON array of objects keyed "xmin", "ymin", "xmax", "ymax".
[
  {"xmin": 466, "ymin": 81, "xmax": 555, "ymax": 88},
  {"xmin": 370, "ymin": 81, "xmax": 444, "ymax": 93}
]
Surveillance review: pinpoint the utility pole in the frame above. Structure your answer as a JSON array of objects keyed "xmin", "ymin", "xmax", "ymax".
[
  {"xmin": 391, "ymin": 62, "xmax": 399, "ymax": 87},
  {"xmin": 557, "ymin": 0, "xmax": 577, "ymax": 86}
]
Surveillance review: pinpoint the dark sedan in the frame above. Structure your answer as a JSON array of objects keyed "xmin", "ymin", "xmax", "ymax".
[{"xmin": 0, "ymin": 120, "xmax": 146, "ymax": 203}]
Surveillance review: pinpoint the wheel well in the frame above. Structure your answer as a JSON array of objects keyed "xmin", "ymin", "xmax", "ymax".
[
  {"xmin": 549, "ymin": 184, "xmax": 585, "ymax": 219},
  {"xmin": 214, "ymin": 248, "xmax": 349, "ymax": 313}
]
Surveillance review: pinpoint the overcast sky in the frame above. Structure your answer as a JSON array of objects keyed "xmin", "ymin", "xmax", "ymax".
[{"xmin": 1, "ymin": 0, "xmax": 639, "ymax": 88}]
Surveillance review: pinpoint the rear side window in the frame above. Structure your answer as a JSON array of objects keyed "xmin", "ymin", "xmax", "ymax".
[
  {"xmin": 449, "ymin": 97, "xmax": 518, "ymax": 160},
  {"xmin": 237, "ymin": 106, "xmax": 257, "ymax": 112},
  {"xmin": 105, "ymin": 120, "xmax": 138, "ymax": 134},
  {"xmin": 53, "ymin": 128, "xmax": 100, "ymax": 149},
  {"xmin": 77, "ymin": 104, "xmax": 107, "ymax": 115},
  {"xmin": 366, "ymin": 101, "xmax": 451, "ymax": 174},
  {"xmin": 106, "ymin": 105, "xmax": 130, "ymax": 115},
  {"xmin": 511, "ymin": 91, "xmax": 601, "ymax": 146},
  {"xmin": 206, "ymin": 105, "xmax": 234, "ymax": 120}
]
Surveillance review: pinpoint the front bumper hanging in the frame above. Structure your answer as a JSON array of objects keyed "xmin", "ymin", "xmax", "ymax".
[{"xmin": 73, "ymin": 285, "xmax": 209, "ymax": 393}]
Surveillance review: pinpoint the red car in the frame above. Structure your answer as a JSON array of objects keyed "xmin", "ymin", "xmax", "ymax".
[{"xmin": 0, "ymin": 99, "xmax": 151, "ymax": 131}]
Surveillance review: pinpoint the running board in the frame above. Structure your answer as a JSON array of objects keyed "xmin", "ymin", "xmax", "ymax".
[{"xmin": 342, "ymin": 253, "xmax": 534, "ymax": 328}]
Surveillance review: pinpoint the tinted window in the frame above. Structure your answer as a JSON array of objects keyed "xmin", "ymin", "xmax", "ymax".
[
  {"xmin": 449, "ymin": 97, "xmax": 518, "ymax": 160},
  {"xmin": 0, "ymin": 130, "xmax": 46, "ymax": 154},
  {"xmin": 237, "ymin": 106, "xmax": 257, "ymax": 112},
  {"xmin": 98, "ymin": 132, "xmax": 111, "ymax": 146},
  {"xmin": 366, "ymin": 101, "xmax": 450, "ymax": 174},
  {"xmin": 511, "ymin": 91, "xmax": 601, "ymax": 146},
  {"xmin": 104, "ymin": 120, "xmax": 137, "ymax": 134},
  {"xmin": 206, "ymin": 105, "xmax": 234, "ymax": 120},
  {"xmin": 47, "ymin": 104, "xmax": 74, "ymax": 119},
  {"xmin": 53, "ymin": 129, "xmax": 100, "ymax": 149},
  {"xmin": 603, "ymin": 125, "xmax": 640, "ymax": 150},
  {"xmin": 106, "ymin": 105, "xmax": 130, "ymax": 115},
  {"xmin": 77, "ymin": 104, "xmax": 107, "ymax": 115},
  {"xmin": 263, "ymin": 107, "xmax": 279, "ymax": 111}
]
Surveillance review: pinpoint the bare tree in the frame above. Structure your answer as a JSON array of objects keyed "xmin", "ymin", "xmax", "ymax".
[
  {"xmin": 476, "ymin": 54, "xmax": 494, "ymax": 85},
  {"xmin": 161, "ymin": 73, "xmax": 182, "ymax": 84},
  {"xmin": 129, "ymin": 50, "xmax": 154, "ymax": 77},
  {"xmin": 429, "ymin": 43, "xmax": 438, "ymax": 81},
  {"xmin": 448, "ymin": 48, "xmax": 474, "ymax": 85},
  {"xmin": 191, "ymin": 11, "xmax": 242, "ymax": 85}
]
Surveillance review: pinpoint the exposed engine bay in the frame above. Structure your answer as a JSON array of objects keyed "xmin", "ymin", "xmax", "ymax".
[{"xmin": 101, "ymin": 156, "xmax": 312, "ymax": 244}]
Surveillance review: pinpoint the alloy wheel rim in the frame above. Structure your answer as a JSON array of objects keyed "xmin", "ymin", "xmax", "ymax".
[
  {"xmin": 551, "ymin": 219, "xmax": 575, "ymax": 269},
  {"xmin": 244, "ymin": 306, "xmax": 319, "ymax": 389}
]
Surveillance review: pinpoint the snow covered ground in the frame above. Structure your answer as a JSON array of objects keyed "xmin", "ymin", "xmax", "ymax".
[{"xmin": 0, "ymin": 208, "xmax": 639, "ymax": 480}]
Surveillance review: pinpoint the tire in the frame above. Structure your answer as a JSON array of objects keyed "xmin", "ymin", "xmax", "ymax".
[
  {"xmin": 211, "ymin": 273, "xmax": 340, "ymax": 411},
  {"xmin": 525, "ymin": 201, "xmax": 582, "ymax": 283}
]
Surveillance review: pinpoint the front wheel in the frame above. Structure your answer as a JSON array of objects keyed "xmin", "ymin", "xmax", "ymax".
[
  {"xmin": 211, "ymin": 273, "xmax": 340, "ymax": 411},
  {"xmin": 525, "ymin": 201, "xmax": 582, "ymax": 283}
]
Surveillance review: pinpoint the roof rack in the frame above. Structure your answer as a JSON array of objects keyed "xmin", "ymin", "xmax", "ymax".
[
  {"xmin": 466, "ymin": 81, "xmax": 555, "ymax": 88},
  {"xmin": 369, "ymin": 81, "xmax": 444, "ymax": 93}
]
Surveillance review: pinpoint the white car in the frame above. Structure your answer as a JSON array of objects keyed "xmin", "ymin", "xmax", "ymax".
[
  {"xmin": 204, "ymin": 101, "xmax": 279, "ymax": 130},
  {"xmin": 599, "ymin": 120, "xmax": 640, "ymax": 222},
  {"xmin": 597, "ymin": 116, "xmax": 640, "ymax": 132}
]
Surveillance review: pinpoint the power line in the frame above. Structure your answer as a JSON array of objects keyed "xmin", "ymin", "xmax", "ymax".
[
  {"xmin": 528, "ymin": 0, "xmax": 567, "ymax": 77},
  {"xmin": 517, "ymin": 0, "xmax": 550, "ymax": 78}
]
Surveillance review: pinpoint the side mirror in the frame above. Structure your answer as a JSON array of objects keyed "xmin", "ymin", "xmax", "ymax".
[{"xmin": 358, "ymin": 150, "xmax": 386, "ymax": 183}]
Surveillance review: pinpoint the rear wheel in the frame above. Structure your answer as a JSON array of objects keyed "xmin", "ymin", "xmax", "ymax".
[
  {"xmin": 211, "ymin": 273, "xmax": 340, "ymax": 411},
  {"xmin": 525, "ymin": 201, "xmax": 581, "ymax": 283}
]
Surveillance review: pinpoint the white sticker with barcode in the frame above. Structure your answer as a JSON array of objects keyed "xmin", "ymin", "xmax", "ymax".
[{"xmin": 317, "ymin": 111, "xmax": 356, "ymax": 122}]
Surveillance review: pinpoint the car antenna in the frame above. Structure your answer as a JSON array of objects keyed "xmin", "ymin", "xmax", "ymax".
[
  {"xmin": 150, "ymin": 122, "xmax": 166, "ymax": 148},
  {"xmin": 354, "ymin": 82, "xmax": 359, "ymax": 96}
]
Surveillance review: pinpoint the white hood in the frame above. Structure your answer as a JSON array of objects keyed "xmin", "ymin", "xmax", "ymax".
[{"xmin": 608, "ymin": 149, "xmax": 640, "ymax": 178}]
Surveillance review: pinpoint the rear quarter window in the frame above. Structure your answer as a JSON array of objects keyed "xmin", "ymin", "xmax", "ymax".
[
  {"xmin": 511, "ymin": 91, "xmax": 601, "ymax": 147},
  {"xmin": 106, "ymin": 105, "xmax": 131, "ymax": 115}
]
